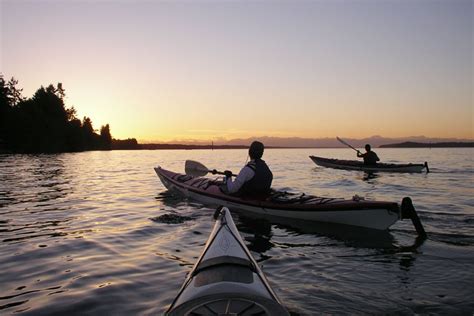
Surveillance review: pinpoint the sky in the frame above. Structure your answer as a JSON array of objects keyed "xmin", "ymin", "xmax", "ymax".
[{"xmin": 1, "ymin": 0, "xmax": 472, "ymax": 143}]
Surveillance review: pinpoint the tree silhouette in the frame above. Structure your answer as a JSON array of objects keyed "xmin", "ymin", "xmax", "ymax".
[
  {"xmin": 100, "ymin": 124, "xmax": 112, "ymax": 150},
  {"xmin": 0, "ymin": 74, "xmax": 114, "ymax": 153},
  {"xmin": 1, "ymin": 75, "xmax": 24, "ymax": 148},
  {"xmin": 0, "ymin": 76, "xmax": 10, "ymax": 143}
]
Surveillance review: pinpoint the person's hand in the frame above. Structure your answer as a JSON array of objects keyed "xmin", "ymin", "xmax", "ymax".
[
  {"xmin": 211, "ymin": 169, "xmax": 217, "ymax": 175},
  {"xmin": 224, "ymin": 170, "xmax": 233, "ymax": 178}
]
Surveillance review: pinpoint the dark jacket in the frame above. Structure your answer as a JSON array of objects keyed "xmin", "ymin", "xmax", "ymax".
[
  {"xmin": 239, "ymin": 159, "xmax": 273, "ymax": 196},
  {"xmin": 360, "ymin": 151, "xmax": 380, "ymax": 165}
]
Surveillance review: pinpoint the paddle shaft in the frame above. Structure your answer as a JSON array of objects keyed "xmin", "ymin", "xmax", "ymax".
[
  {"xmin": 337, "ymin": 137, "xmax": 360, "ymax": 153},
  {"xmin": 210, "ymin": 169, "xmax": 237, "ymax": 177}
]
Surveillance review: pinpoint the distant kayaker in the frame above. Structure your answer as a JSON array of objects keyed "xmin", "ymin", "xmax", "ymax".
[
  {"xmin": 357, "ymin": 144, "xmax": 380, "ymax": 165},
  {"xmin": 222, "ymin": 141, "xmax": 273, "ymax": 196}
]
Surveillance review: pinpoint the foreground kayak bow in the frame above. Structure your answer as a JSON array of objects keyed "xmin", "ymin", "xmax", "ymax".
[{"xmin": 166, "ymin": 207, "xmax": 289, "ymax": 315}]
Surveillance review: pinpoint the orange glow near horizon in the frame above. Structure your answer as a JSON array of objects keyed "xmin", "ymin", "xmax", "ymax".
[{"xmin": 13, "ymin": 80, "xmax": 473, "ymax": 143}]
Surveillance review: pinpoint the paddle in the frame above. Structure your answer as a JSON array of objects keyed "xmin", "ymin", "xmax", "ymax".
[
  {"xmin": 336, "ymin": 136, "xmax": 361, "ymax": 153},
  {"xmin": 185, "ymin": 160, "xmax": 237, "ymax": 177}
]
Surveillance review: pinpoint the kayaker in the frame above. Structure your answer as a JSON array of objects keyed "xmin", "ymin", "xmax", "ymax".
[
  {"xmin": 357, "ymin": 144, "xmax": 380, "ymax": 165},
  {"xmin": 222, "ymin": 141, "xmax": 273, "ymax": 196}
]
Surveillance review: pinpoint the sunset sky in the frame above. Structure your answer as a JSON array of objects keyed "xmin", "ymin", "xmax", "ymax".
[{"xmin": 1, "ymin": 0, "xmax": 472, "ymax": 142}]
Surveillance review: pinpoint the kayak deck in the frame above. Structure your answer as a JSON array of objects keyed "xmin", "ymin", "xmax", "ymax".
[{"xmin": 309, "ymin": 155, "xmax": 428, "ymax": 173}]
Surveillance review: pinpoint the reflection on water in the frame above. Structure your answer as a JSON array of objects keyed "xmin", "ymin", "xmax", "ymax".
[
  {"xmin": 235, "ymin": 215, "xmax": 274, "ymax": 254},
  {"xmin": 234, "ymin": 211, "xmax": 429, "ymax": 271},
  {"xmin": 0, "ymin": 149, "xmax": 473, "ymax": 314},
  {"xmin": 360, "ymin": 171, "xmax": 380, "ymax": 183}
]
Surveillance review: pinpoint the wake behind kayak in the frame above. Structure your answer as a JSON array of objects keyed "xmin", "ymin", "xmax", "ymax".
[{"xmin": 166, "ymin": 207, "xmax": 289, "ymax": 315}]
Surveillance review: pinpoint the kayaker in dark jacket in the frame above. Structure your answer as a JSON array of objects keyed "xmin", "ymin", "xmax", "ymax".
[
  {"xmin": 357, "ymin": 144, "xmax": 380, "ymax": 165},
  {"xmin": 223, "ymin": 141, "xmax": 273, "ymax": 196}
]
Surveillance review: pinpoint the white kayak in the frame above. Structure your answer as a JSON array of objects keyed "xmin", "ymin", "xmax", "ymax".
[
  {"xmin": 166, "ymin": 207, "xmax": 289, "ymax": 315},
  {"xmin": 155, "ymin": 166, "xmax": 401, "ymax": 230}
]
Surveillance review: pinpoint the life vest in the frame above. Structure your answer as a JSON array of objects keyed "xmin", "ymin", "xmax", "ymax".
[
  {"xmin": 239, "ymin": 159, "xmax": 273, "ymax": 196},
  {"xmin": 363, "ymin": 151, "xmax": 379, "ymax": 165}
]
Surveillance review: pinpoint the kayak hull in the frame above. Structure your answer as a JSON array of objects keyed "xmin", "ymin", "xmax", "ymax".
[
  {"xmin": 166, "ymin": 207, "xmax": 288, "ymax": 315},
  {"xmin": 155, "ymin": 167, "xmax": 400, "ymax": 230},
  {"xmin": 309, "ymin": 156, "xmax": 427, "ymax": 173}
]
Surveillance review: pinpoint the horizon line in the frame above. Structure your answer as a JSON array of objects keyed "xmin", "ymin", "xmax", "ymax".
[{"xmin": 137, "ymin": 135, "xmax": 474, "ymax": 144}]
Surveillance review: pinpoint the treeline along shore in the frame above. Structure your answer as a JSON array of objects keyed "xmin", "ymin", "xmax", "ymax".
[{"xmin": 0, "ymin": 74, "xmax": 137, "ymax": 154}]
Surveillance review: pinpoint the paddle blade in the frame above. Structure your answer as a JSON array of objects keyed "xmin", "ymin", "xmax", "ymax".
[
  {"xmin": 185, "ymin": 160, "xmax": 210, "ymax": 177},
  {"xmin": 336, "ymin": 136, "xmax": 349, "ymax": 147}
]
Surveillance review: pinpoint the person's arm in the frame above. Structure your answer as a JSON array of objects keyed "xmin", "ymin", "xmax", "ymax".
[{"xmin": 226, "ymin": 166, "xmax": 255, "ymax": 194}]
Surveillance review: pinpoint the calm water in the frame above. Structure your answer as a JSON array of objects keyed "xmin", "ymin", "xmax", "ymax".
[{"xmin": 0, "ymin": 148, "xmax": 473, "ymax": 315}]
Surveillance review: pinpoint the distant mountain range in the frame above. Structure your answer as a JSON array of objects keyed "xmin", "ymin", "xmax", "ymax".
[
  {"xmin": 151, "ymin": 136, "xmax": 473, "ymax": 148},
  {"xmin": 380, "ymin": 141, "xmax": 474, "ymax": 148}
]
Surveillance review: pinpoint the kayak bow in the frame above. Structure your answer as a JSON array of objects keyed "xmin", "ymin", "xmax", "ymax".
[{"xmin": 166, "ymin": 207, "xmax": 289, "ymax": 315}]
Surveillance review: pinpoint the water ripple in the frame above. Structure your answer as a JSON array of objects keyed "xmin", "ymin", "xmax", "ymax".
[{"xmin": 0, "ymin": 149, "xmax": 473, "ymax": 314}]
